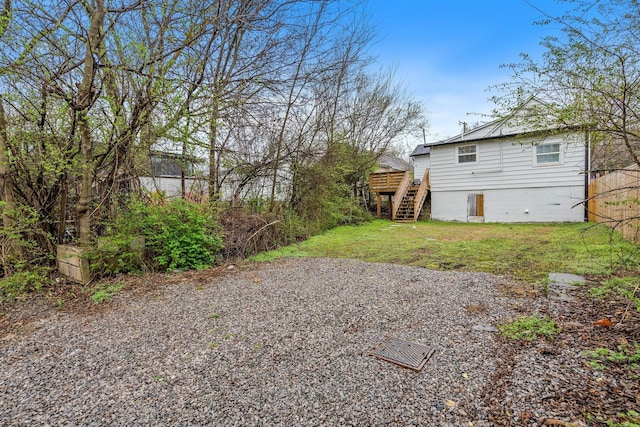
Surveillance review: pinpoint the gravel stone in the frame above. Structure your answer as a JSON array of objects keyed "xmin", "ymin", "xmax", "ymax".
[{"xmin": 0, "ymin": 258, "xmax": 518, "ymax": 426}]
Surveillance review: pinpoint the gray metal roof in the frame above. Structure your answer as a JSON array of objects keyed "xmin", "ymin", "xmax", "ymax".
[{"xmin": 410, "ymin": 145, "xmax": 431, "ymax": 157}]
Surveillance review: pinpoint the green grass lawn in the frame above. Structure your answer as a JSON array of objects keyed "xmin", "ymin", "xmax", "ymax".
[{"xmin": 251, "ymin": 220, "xmax": 640, "ymax": 283}]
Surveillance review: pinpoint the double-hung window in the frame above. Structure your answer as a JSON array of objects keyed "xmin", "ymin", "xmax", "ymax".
[
  {"xmin": 457, "ymin": 144, "xmax": 477, "ymax": 164},
  {"xmin": 535, "ymin": 143, "xmax": 560, "ymax": 164}
]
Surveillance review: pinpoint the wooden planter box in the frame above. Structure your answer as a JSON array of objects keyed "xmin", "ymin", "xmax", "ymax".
[{"xmin": 57, "ymin": 245, "xmax": 91, "ymax": 284}]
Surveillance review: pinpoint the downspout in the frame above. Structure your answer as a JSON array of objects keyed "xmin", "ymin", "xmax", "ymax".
[{"xmin": 584, "ymin": 130, "xmax": 590, "ymax": 222}]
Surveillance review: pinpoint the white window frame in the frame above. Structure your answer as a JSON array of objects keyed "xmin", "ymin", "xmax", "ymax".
[
  {"xmin": 534, "ymin": 142, "xmax": 561, "ymax": 165},
  {"xmin": 456, "ymin": 144, "xmax": 478, "ymax": 164}
]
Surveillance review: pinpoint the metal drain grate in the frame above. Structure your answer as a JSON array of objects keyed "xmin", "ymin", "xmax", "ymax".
[{"xmin": 370, "ymin": 337, "xmax": 435, "ymax": 371}]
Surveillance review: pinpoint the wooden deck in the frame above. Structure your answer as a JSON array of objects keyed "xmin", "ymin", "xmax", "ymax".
[
  {"xmin": 369, "ymin": 170, "xmax": 430, "ymax": 222},
  {"xmin": 369, "ymin": 171, "xmax": 407, "ymax": 194}
]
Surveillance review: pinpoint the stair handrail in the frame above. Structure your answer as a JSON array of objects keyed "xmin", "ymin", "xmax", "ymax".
[
  {"xmin": 413, "ymin": 169, "xmax": 430, "ymax": 221},
  {"xmin": 392, "ymin": 171, "xmax": 412, "ymax": 220}
]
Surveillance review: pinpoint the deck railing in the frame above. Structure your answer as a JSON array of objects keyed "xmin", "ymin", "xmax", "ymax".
[
  {"xmin": 413, "ymin": 169, "xmax": 430, "ymax": 221},
  {"xmin": 369, "ymin": 171, "xmax": 407, "ymax": 193}
]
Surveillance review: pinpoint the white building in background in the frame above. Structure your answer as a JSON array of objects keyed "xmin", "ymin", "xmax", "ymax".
[
  {"xmin": 139, "ymin": 151, "xmax": 208, "ymax": 199},
  {"xmin": 139, "ymin": 150, "xmax": 290, "ymax": 204},
  {"xmin": 411, "ymin": 110, "xmax": 589, "ymax": 223}
]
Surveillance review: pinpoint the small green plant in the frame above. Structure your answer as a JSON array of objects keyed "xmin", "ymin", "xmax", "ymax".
[
  {"xmin": 209, "ymin": 306, "xmax": 221, "ymax": 319},
  {"xmin": 89, "ymin": 282, "xmax": 125, "ymax": 304},
  {"xmin": 499, "ymin": 315, "xmax": 560, "ymax": 341},
  {"xmin": 146, "ymin": 198, "xmax": 223, "ymax": 271},
  {"xmin": 584, "ymin": 343, "xmax": 640, "ymax": 372},
  {"xmin": 605, "ymin": 410, "xmax": 640, "ymax": 427},
  {"xmin": 223, "ymin": 333, "xmax": 233, "ymax": 339},
  {"xmin": 208, "ymin": 305, "xmax": 222, "ymax": 319},
  {"xmin": 586, "ymin": 411, "xmax": 640, "ymax": 427},
  {"xmin": 589, "ymin": 277, "xmax": 640, "ymax": 312},
  {"xmin": 209, "ymin": 341, "xmax": 218, "ymax": 349},
  {"xmin": 0, "ymin": 267, "xmax": 50, "ymax": 302}
]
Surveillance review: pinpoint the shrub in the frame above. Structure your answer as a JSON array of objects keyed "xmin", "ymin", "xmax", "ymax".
[
  {"xmin": 0, "ymin": 202, "xmax": 54, "ymax": 277},
  {"xmin": 219, "ymin": 207, "xmax": 308, "ymax": 259},
  {"xmin": 291, "ymin": 143, "xmax": 373, "ymax": 234},
  {"xmin": 92, "ymin": 197, "xmax": 223, "ymax": 274},
  {"xmin": 0, "ymin": 202, "xmax": 53, "ymax": 301}
]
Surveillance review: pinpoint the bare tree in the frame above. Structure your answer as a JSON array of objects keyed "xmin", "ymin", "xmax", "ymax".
[{"xmin": 493, "ymin": 0, "xmax": 640, "ymax": 171}]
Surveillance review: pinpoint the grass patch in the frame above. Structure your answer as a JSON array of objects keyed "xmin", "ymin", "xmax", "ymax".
[
  {"xmin": 250, "ymin": 220, "xmax": 640, "ymax": 283},
  {"xmin": 89, "ymin": 282, "xmax": 125, "ymax": 304},
  {"xmin": 209, "ymin": 307, "xmax": 221, "ymax": 319},
  {"xmin": 499, "ymin": 315, "xmax": 560, "ymax": 341}
]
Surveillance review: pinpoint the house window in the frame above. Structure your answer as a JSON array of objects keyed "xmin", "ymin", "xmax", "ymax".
[
  {"xmin": 457, "ymin": 145, "xmax": 477, "ymax": 164},
  {"xmin": 535, "ymin": 143, "xmax": 560, "ymax": 164}
]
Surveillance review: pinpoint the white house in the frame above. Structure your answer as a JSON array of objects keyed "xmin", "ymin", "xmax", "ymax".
[{"xmin": 412, "ymin": 116, "xmax": 589, "ymax": 223}]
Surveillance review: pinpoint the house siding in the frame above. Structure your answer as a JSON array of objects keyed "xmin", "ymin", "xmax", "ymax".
[
  {"xmin": 413, "ymin": 155, "xmax": 430, "ymax": 183},
  {"xmin": 431, "ymin": 186, "xmax": 585, "ymax": 222},
  {"xmin": 429, "ymin": 132, "xmax": 587, "ymax": 222}
]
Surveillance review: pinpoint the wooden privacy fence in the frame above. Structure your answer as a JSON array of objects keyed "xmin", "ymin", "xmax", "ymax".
[{"xmin": 588, "ymin": 167, "xmax": 640, "ymax": 243}]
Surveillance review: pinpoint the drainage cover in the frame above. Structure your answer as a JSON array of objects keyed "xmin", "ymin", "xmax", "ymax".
[{"xmin": 370, "ymin": 337, "xmax": 435, "ymax": 371}]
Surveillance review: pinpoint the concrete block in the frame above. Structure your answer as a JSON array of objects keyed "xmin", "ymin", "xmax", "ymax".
[{"xmin": 57, "ymin": 245, "xmax": 91, "ymax": 284}]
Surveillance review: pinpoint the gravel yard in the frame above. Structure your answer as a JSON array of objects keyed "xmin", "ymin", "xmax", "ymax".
[{"xmin": 0, "ymin": 257, "xmax": 638, "ymax": 426}]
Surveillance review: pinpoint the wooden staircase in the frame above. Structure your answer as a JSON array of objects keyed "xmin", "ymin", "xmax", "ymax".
[
  {"xmin": 395, "ymin": 186, "xmax": 420, "ymax": 222},
  {"xmin": 392, "ymin": 169, "xmax": 429, "ymax": 222}
]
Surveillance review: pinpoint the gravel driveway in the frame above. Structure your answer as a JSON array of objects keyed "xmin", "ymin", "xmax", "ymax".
[{"xmin": 1, "ymin": 258, "xmax": 519, "ymax": 426}]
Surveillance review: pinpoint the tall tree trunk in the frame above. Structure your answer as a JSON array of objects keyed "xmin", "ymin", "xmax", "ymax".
[
  {"xmin": 0, "ymin": 96, "xmax": 13, "ymax": 221},
  {"xmin": 75, "ymin": 0, "xmax": 104, "ymax": 245},
  {"xmin": 58, "ymin": 177, "xmax": 67, "ymax": 244},
  {"xmin": 208, "ymin": 102, "xmax": 219, "ymax": 204},
  {"xmin": 76, "ymin": 112, "xmax": 94, "ymax": 245}
]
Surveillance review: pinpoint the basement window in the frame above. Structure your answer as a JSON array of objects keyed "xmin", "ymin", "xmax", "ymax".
[
  {"xmin": 467, "ymin": 194, "xmax": 484, "ymax": 217},
  {"xmin": 535, "ymin": 143, "xmax": 560, "ymax": 164}
]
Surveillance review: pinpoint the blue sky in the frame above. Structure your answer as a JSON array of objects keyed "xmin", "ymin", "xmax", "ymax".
[{"xmin": 365, "ymin": 0, "xmax": 571, "ymax": 145}]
